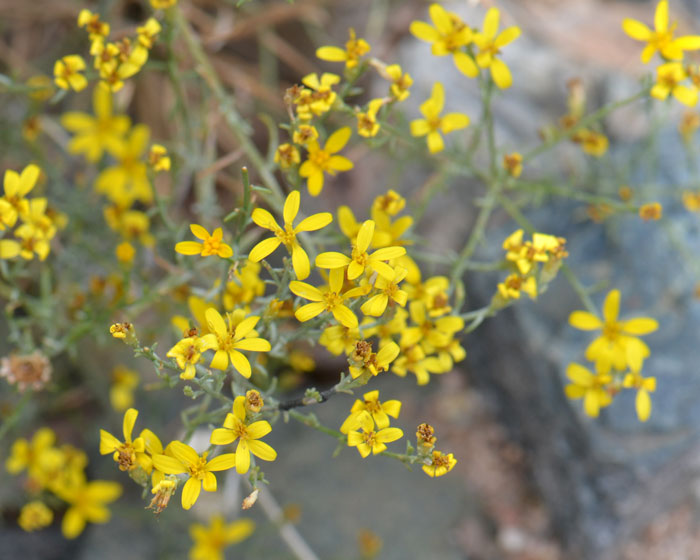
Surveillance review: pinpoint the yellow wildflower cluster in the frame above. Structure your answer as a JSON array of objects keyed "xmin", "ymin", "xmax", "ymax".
[
  {"xmin": 567, "ymin": 290, "xmax": 658, "ymax": 421},
  {"xmin": 342, "ymin": 391, "xmax": 404, "ymax": 457},
  {"xmin": 410, "ymin": 4, "xmax": 520, "ymax": 89},
  {"xmin": 415, "ymin": 422, "xmax": 457, "ymax": 477},
  {"xmin": 623, "ymin": 0, "xmax": 700, "ymax": 107},
  {"xmin": 7, "ymin": 427, "xmax": 121, "ymax": 538},
  {"xmin": 189, "ymin": 515, "xmax": 255, "ymax": 560},
  {"xmin": 0, "ymin": 164, "xmax": 61, "ymax": 262},
  {"xmin": 275, "ymin": 29, "xmax": 415, "ymax": 196},
  {"xmin": 496, "ymin": 229, "xmax": 568, "ymax": 303},
  {"xmin": 100, "ymin": 398, "xmax": 276, "ymax": 511}
]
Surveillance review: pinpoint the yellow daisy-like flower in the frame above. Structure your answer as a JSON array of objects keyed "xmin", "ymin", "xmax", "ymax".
[
  {"xmin": 61, "ymin": 86, "xmax": 130, "ymax": 163},
  {"xmin": 18, "ymin": 501, "xmax": 54, "ymax": 532},
  {"xmin": 569, "ymin": 289, "xmax": 658, "ymax": 374},
  {"xmin": 190, "ymin": 515, "xmax": 255, "ymax": 560},
  {"xmin": 54, "ymin": 479, "xmax": 122, "ymax": 539},
  {"xmin": 175, "ymin": 224, "xmax": 233, "ymax": 259},
  {"xmin": 564, "ymin": 363, "xmax": 613, "ymax": 418},
  {"xmin": 148, "ymin": 144, "xmax": 171, "ymax": 171},
  {"xmin": 210, "ymin": 396, "xmax": 277, "ymax": 474},
  {"xmin": 348, "ymin": 340, "xmax": 401, "ymax": 379},
  {"xmin": 167, "ymin": 336, "xmax": 209, "ymax": 380},
  {"xmin": 316, "ymin": 219, "xmax": 406, "ymax": 281},
  {"xmin": 385, "ymin": 64, "xmax": 413, "ymax": 102},
  {"xmin": 410, "ymin": 3, "xmax": 477, "ymax": 77},
  {"xmin": 316, "ymin": 28, "xmax": 370, "ymax": 69},
  {"xmin": 77, "ymin": 10, "xmax": 110, "ymax": 42},
  {"xmin": 200, "ymin": 308, "xmax": 271, "ymax": 377},
  {"xmin": 289, "ymin": 268, "xmax": 367, "ymax": 328},
  {"xmin": 340, "ymin": 390, "xmax": 402, "ymax": 433},
  {"xmin": 152, "ymin": 441, "xmax": 237, "ymax": 510},
  {"xmin": 472, "ymin": 7, "xmax": 520, "ymax": 89},
  {"xmin": 99, "ymin": 408, "xmax": 151, "ymax": 473},
  {"xmin": 410, "ymin": 82, "xmax": 470, "ymax": 154},
  {"xmin": 54, "ymin": 55, "xmax": 88, "ymax": 92},
  {"xmin": 346, "ymin": 410, "xmax": 404, "ymax": 458},
  {"xmin": 299, "ymin": 127, "xmax": 354, "ymax": 196},
  {"xmin": 623, "ymin": 370, "xmax": 657, "ymax": 422},
  {"xmin": 356, "ymin": 98, "xmax": 384, "ymax": 138},
  {"xmin": 248, "ymin": 190, "xmax": 332, "ymax": 280},
  {"xmin": 361, "ymin": 266, "xmax": 409, "ymax": 317},
  {"xmin": 622, "ymin": 0, "xmax": 700, "ymax": 64},
  {"xmin": 422, "ymin": 450, "xmax": 457, "ymax": 477},
  {"xmin": 650, "ymin": 62, "xmax": 698, "ymax": 107},
  {"xmin": 0, "ymin": 163, "xmax": 40, "ymax": 229}
]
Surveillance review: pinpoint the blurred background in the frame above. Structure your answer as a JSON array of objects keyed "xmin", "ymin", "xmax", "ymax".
[{"xmin": 3, "ymin": 0, "xmax": 700, "ymax": 558}]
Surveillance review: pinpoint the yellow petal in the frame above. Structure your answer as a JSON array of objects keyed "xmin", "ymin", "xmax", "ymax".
[
  {"xmin": 622, "ymin": 19, "xmax": 651, "ymax": 41},
  {"xmin": 210, "ymin": 350, "xmax": 229, "ymax": 370},
  {"xmin": 440, "ymin": 113, "xmax": 470, "ymax": 133},
  {"xmin": 295, "ymin": 302, "xmax": 326, "ymax": 322},
  {"xmin": 430, "ymin": 82, "xmax": 444, "ymax": 114},
  {"xmin": 251, "ymin": 208, "xmax": 279, "ymax": 230},
  {"xmin": 603, "ymin": 290, "xmax": 620, "ymax": 323},
  {"xmin": 291, "ymin": 243, "xmax": 310, "ymax": 280},
  {"xmin": 190, "ymin": 224, "xmax": 209, "ymax": 240},
  {"xmin": 122, "ymin": 408, "xmax": 138, "ymax": 442},
  {"xmin": 175, "ymin": 241, "xmax": 202, "ymax": 255},
  {"xmin": 202, "ymin": 471, "xmax": 217, "ymax": 492},
  {"xmin": 205, "ymin": 307, "xmax": 227, "ymax": 337},
  {"xmin": 453, "ymin": 52, "xmax": 479, "ymax": 78},
  {"xmin": 307, "ymin": 171, "xmax": 324, "ymax": 197},
  {"xmin": 62, "ymin": 508, "xmax": 86, "ymax": 539},
  {"xmin": 636, "ymin": 389, "xmax": 652, "ymax": 422},
  {"xmin": 169, "ymin": 441, "xmax": 200, "ymax": 466},
  {"xmin": 229, "ymin": 350, "xmax": 252, "ymax": 378},
  {"xmin": 429, "ymin": 3, "xmax": 452, "ymax": 35},
  {"xmin": 490, "ymin": 58, "xmax": 512, "ymax": 89},
  {"xmin": 583, "ymin": 390, "xmax": 600, "ymax": 418},
  {"xmin": 99, "ymin": 430, "xmax": 121, "ymax": 454},
  {"xmin": 427, "ymin": 131, "xmax": 444, "ymax": 153},
  {"xmin": 152, "ymin": 454, "xmax": 186, "ymax": 474},
  {"xmin": 376, "ymin": 427, "xmax": 403, "ymax": 443},
  {"xmin": 409, "ymin": 21, "xmax": 441, "ymax": 43},
  {"xmin": 295, "ymin": 212, "xmax": 332, "ymax": 232},
  {"xmin": 328, "ymin": 155, "xmax": 354, "ymax": 172},
  {"xmin": 410, "ymin": 119, "xmax": 430, "ymax": 137},
  {"xmin": 325, "ymin": 127, "xmax": 352, "ymax": 153},
  {"xmin": 248, "ymin": 237, "xmax": 281, "ymax": 262},
  {"xmin": 210, "ymin": 428, "xmax": 235, "ymax": 445},
  {"xmin": 566, "ymin": 363, "xmax": 594, "ymax": 386},
  {"xmin": 181, "ymin": 477, "xmax": 201, "ymax": 510},
  {"xmin": 622, "ymin": 317, "xmax": 658, "ymax": 335},
  {"xmin": 569, "ymin": 311, "xmax": 602, "ymax": 330},
  {"xmin": 483, "ymin": 7, "xmax": 500, "ymax": 39},
  {"xmin": 332, "ymin": 305, "xmax": 358, "ymax": 328},
  {"xmin": 235, "ymin": 440, "xmax": 251, "ymax": 474},
  {"xmin": 673, "ymin": 85, "xmax": 698, "ymax": 107},
  {"xmin": 248, "ymin": 440, "xmax": 277, "ymax": 461},
  {"xmin": 654, "ymin": 0, "xmax": 668, "ymax": 32},
  {"xmin": 289, "ymin": 281, "xmax": 324, "ymax": 302},
  {"xmin": 283, "ymin": 190, "xmax": 300, "ymax": 225},
  {"xmin": 495, "ymin": 26, "xmax": 520, "ymax": 48},
  {"xmin": 316, "ymin": 251, "xmax": 351, "ymax": 269},
  {"xmin": 356, "ymin": 220, "xmax": 375, "ymax": 253},
  {"xmin": 246, "ymin": 421, "xmax": 272, "ymax": 439},
  {"xmin": 316, "ymin": 46, "xmax": 347, "ymax": 62},
  {"xmin": 206, "ymin": 453, "xmax": 237, "ymax": 471},
  {"xmin": 235, "ymin": 338, "xmax": 271, "ymax": 352}
]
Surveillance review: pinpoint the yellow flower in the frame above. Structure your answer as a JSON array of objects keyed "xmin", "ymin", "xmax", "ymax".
[
  {"xmin": 296, "ymin": 73, "xmax": 340, "ymax": 119},
  {"xmin": 210, "ymin": 395, "xmax": 277, "ymax": 474},
  {"xmin": 622, "ymin": 0, "xmax": 700, "ymax": 63},
  {"xmin": 289, "ymin": 268, "xmax": 367, "ymax": 328},
  {"xmin": 167, "ymin": 336, "xmax": 209, "ymax": 379},
  {"xmin": 356, "ymin": 98, "xmax": 384, "ymax": 138},
  {"xmin": 410, "ymin": 82, "xmax": 470, "ymax": 153},
  {"xmin": 148, "ymin": 144, "xmax": 171, "ymax": 171},
  {"xmin": 623, "ymin": 370, "xmax": 657, "ymax": 422},
  {"xmin": 109, "ymin": 365, "xmax": 139, "ymax": 411},
  {"xmin": 0, "ymin": 163, "xmax": 39, "ymax": 229},
  {"xmin": 77, "ymin": 10, "xmax": 110, "ymax": 42},
  {"xmin": 683, "ymin": 190, "xmax": 700, "ymax": 211},
  {"xmin": 348, "ymin": 340, "xmax": 401, "ymax": 379},
  {"xmin": 18, "ymin": 501, "xmax": 53, "ymax": 532},
  {"xmin": 575, "ymin": 129, "xmax": 610, "ymax": 157},
  {"xmin": 175, "ymin": 224, "xmax": 233, "ymax": 259},
  {"xmin": 200, "ymin": 308, "xmax": 271, "ymax": 376},
  {"xmin": 54, "ymin": 55, "xmax": 87, "ymax": 92},
  {"xmin": 319, "ymin": 324, "xmax": 360, "ymax": 356},
  {"xmin": 650, "ymin": 62, "xmax": 698, "ymax": 106},
  {"xmin": 391, "ymin": 344, "xmax": 444, "ymax": 386},
  {"xmin": 497, "ymin": 273, "xmax": 537, "ymax": 300},
  {"xmin": 316, "ymin": 28, "xmax": 370, "ymax": 69},
  {"xmin": 410, "ymin": 4, "xmax": 477, "ymax": 77},
  {"xmin": 346, "ymin": 411, "xmax": 403, "ymax": 457},
  {"xmin": 61, "ymin": 87, "xmax": 130, "ymax": 162},
  {"xmin": 385, "ymin": 64, "xmax": 413, "ymax": 101},
  {"xmin": 152, "ymin": 441, "xmax": 237, "ymax": 510},
  {"xmin": 401, "ymin": 301, "xmax": 464, "ymax": 353},
  {"xmin": 249, "ymin": 190, "xmax": 332, "ymax": 280},
  {"xmin": 55, "ymin": 480, "xmax": 122, "ymax": 538},
  {"xmin": 361, "ymin": 267, "xmax": 408, "ymax": 316},
  {"xmin": 223, "ymin": 260, "xmax": 265, "ymax": 311},
  {"xmin": 639, "ymin": 202, "xmax": 663, "ymax": 220},
  {"xmin": 137, "ymin": 18, "xmax": 162, "ymax": 49},
  {"xmin": 99, "ymin": 408, "xmax": 150, "ymax": 472},
  {"xmin": 340, "ymin": 390, "xmax": 401, "ymax": 433},
  {"xmin": 564, "ymin": 363, "xmax": 613, "ymax": 418},
  {"xmin": 95, "ymin": 124, "xmax": 152, "ymax": 206},
  {"xmin": 503, "ymin": 152, "xmax": 523, "ymax": 177},
  {"xmin": 292, "ymin": 124, "xmax": 318, "ymax": 146},
  {"xmin": 151, "ymin": 0, "xmax": 177, "ymax": 8},
  {"xmin": 6, "ymin": 428, "xmax": 59, "ymax": 478},
  {"xmin": 0, "ymin": 224, "xmax": 51, "ymax": 261},
  {"xmin": 115, "ymin": 241, "xmax": 136, "ymax": 265},
  {"xmin": 422, "ymin": 450, "xmax": 457, "ymax": 477},
  {"xmin": 472, "ymin": 7, "xmax": 520, "ymax": 89},
  {"xmin": 569, "ymin": 289, "xmax": 658, "ymax": 374},
  {"xmin": 190, "ymin": 515, "xmax": 255, "ymax": 560},
  {"xmin": 299, "ymin": 127, "xmax": 354, "ymax": 196},
  {"xmin": 95, "ymin": 39, "xmax": 149, "ymax": 92},
  {"xmin": 316, "ymin": 219, "xmax": 406, "ymax": 280},
  {"xmin": 275, "ymin": 143, "xmax": 300, "ymax": 169}
]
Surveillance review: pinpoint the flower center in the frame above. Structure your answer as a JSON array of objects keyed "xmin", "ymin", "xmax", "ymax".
[
  {"xmin": 310, "ymin": 149, "xmax": 331, "ymax": 169},
  {"xmin": 323, "ymin": 291, "xmax": 343, "ymax": 311},
  {"xmin": 116, "ymin": 443, "xmax": 137, "ymax": 471},
  {"xmin": 274, "ymin": 224, "xmax": 296, "ymax": 246},
  {"xmin": 187, "ymin": 456, "xmax": 208, "ymax": 480}
]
